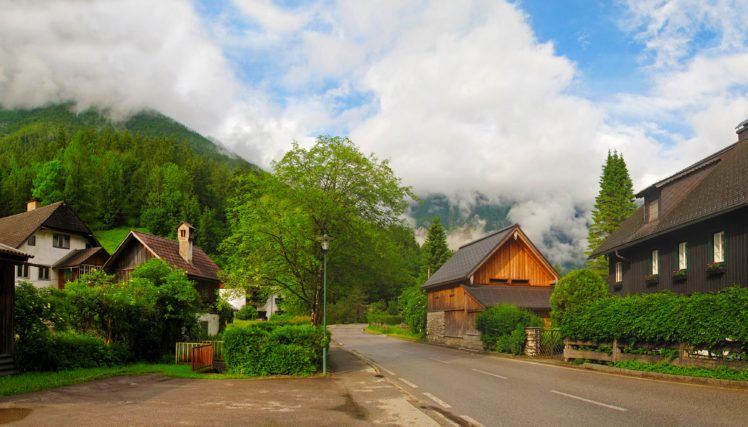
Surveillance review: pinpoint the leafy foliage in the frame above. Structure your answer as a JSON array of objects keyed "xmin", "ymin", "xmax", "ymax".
[
  {"xmin": 561, "ymin": 286, "xmax": 748, "ymax": 350},
  {"xmin": 235, "ymin": 304, "xmax": 259, "ymax": 320},
  {"xmin": 475, "ymin": 304, "xmax": 542, "ymax": 353},
  {"xmin": 221, "ymin": 136, "xmax": 416, "ymax": 324},
  {"xmin": 222, "ymin": 323, "xmax": 327, "ymax": 376},
  {"xmin": 399, "ymin": 285, "xmax": 427, "ymax": 335},
  {"xmin": 586, "ymin": 151, "xmax": 636, "ymax": 276},
  {"xmin": 366, "ymin": 312, "xmax": 404, "ymax": 325},
  {"xmin": 550, "ymin": 269, "xmax": 608, "ymax": 326}
]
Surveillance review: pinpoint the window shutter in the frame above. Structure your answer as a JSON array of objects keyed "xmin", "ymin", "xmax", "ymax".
[{"xmin": 708, "ymin": 234, "xmax": 714, "ymax": 263}]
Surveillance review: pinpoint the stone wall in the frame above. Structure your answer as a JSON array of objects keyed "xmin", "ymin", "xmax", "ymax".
[
  {"xmin": 426, "ymin": 311, "xmax": 445, "ymax": 345},
  {"xmin": 524, "ymin": 327, "xmax": 541, "ymax": 356}
]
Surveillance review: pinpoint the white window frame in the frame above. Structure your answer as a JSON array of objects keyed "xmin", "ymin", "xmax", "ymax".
[
  {"xmin": 678, "ymin": 242, "xmax": 687, "ymax": 270},
  {"xmin": 615, "ymin": 262, "xmax": 623, "ymax": 283},
  {"xmin": 38, "ymin": 266, "xmax": 50, "ymax": 281},
  {"xmin": 651, "ymin": 250, "xmax": 659, "ymax": 275},
  {"xmin": 53, "ymin": 233, "xmax": 70, "ymax": 249},
  {"xmin": 713, "ymin": 232, "xmax": 724, "ymax": 263}
]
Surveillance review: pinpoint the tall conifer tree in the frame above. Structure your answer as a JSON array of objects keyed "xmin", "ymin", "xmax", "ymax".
[
  {"xmin": 421, "ymin": 217, "xmax": 451, "ymax": 280},
  {"xmin": 586, "ymin": 151, "xmax": 636, "ymax": 277}
]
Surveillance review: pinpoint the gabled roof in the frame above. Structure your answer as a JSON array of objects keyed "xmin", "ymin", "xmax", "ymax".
[
  {"xmin": 53, "ymin": 247, "xmax": 109, "ymax": 269},
  {"xmin": 591, "ymin": 138, "xmax": 748, "ymax": 257},
  {"xmin": 104, "ymin": 231, "xmax": 220, "ymax": 282},
  {"xmin": 0, "ymin": 202, "xmax": 100, "ymax": 248},
  {"xmin": 464, "ymin": 285, "xmax": 553, "ymax": 310},
  {"xmin": 0, "ymin": 243, "xmax": 32, "ymax": 260}
]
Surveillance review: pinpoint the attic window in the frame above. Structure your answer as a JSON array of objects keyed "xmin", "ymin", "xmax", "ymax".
[
  {"xmin": 647, "ymin": 199, "xmax": 659, "ymax": 222},
  {"xmin": 180, "ymin": 229, "xmax": 186, "ymax": 238}
]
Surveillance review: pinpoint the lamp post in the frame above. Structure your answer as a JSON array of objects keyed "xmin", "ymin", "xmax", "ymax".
[{"xmin": 320, "ymin": 233, "xmax": 330, "ymax": 375}]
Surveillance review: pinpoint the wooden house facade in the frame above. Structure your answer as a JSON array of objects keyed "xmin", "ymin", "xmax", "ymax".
[
  {"xmin": 0, "ymin": 243, "xmax": 31, "ymax": 374},
  {"xmin": 422, "ymin": 224, "xmax": 559, "ymax": 350},
  {"xmin": 591, "ymin": 121, "xmax": 748, "ymax": 295}
]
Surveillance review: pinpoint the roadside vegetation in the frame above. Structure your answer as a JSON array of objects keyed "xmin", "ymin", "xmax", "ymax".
[
  {"xmin": 611, "ymin": 361, "xmax": 748, "ymax": 382},
  {"xmin": 476, "ymin": 304, "xmax": 543, "ymax": 355}
]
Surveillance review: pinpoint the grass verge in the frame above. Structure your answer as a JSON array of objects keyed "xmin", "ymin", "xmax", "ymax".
[
  {"xmin": 612, "ymin": 361, "xmax": 748, "ymax": 382},
  {"xmin": 0, "ymin": 363, "xmax": 252, "ymax": 397},
  {"xmin": 365, "ymin": 324, "xmax": 423, "ymax": 342},
  {"xmin": 93, "ymin": 227, "xmax": 150, "ymax": 253}
]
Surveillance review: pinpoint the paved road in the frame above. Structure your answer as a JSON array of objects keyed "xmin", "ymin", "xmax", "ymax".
[{"xmin": 331, "ymin": 324, "xmax": 748, "ymax": 427}]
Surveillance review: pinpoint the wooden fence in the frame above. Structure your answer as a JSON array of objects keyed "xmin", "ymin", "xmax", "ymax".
[
  {"xmin": 564, "ymin": 339, "xmax": 748, "ymax": 369},
  {"xmin": 191, "ymin": 345, "xmax": 214, "ymax": 372},
  {"xmin": 175, "ymin": 341, "xmax": 223, "ymax": 364}
]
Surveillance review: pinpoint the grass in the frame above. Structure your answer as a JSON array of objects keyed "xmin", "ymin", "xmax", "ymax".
[
  {"xmin": 612, "ymin": 361, "xmax": 748, "ymax": 382},
  {"xmin": 365, "ymin": 324, "xmax": 423, "ymax": 342},
  {"xmin": 94, "ymin": 227, "xmax": 150, "ymax": 253},
  {"xmin": 0, "ymin": 363, "xmax": 253, "ymax": 397}
]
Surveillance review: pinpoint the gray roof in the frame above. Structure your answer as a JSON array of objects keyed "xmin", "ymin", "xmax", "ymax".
[
  {"xmin": 463, "ymin": 285, "xmax": 552, "ymax": 310},
  {"xmin": 591, "ymin": 137, "xmax": 748, "ymax": 257},
  {"xmin": 422, "ymin": 225, "xmax": 517, "ymax": 289}
]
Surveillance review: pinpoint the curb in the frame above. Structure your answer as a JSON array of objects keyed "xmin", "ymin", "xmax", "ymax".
[{"xmin": 581, "ymin": 363, "xmax": 748, "ymax": 390}]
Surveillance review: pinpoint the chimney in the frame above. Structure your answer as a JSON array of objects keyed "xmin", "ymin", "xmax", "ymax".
[
  {"xmin": 27, "ymin": 199, "xmax": 41, "ymax": 212},
  {"xmin": 177, "ymin": 222, "xmax": 195, "ymax": 264},
  {"xmin": 737, "ymin": 118, "xmax": 748, "ymax": 142}
]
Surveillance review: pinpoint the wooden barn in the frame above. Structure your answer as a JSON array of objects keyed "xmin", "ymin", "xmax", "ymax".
[
  {"xmin": 0, "ymin": 243, "xmax": 31, "ymax": 375},
  {"xmin": 422, "ymin": 224, "xmax": 559, "ymax": 350}
]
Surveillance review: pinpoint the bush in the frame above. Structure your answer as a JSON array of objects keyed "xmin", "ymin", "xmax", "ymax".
[
  {"xmin": 327, "ymin": 287, "xmax": 366, "ymax": 324},
  {"xmin": 561, "ymin": 286, "xmax": 748, "ymax": 350},
  {"xmin": 399, "ymin": 286, "xmax": 427, "ymax": 335},
  {"xmin": 550, "ymin": 269, "xmax": 608, "ymax": 327},
  {"xmin": 475, "ymin": 304, "xmax": 542, "ymax": 351},
  {"xmin": 15, "ymin": 332, "xmax": 130, "ymax": 371},
  {"xmin": 495, "ymin": 325, "xmax": 527, "ymax": 355},
  {"xmin": 235, "ymin": 304, "xmax": 258, "ymax": 320},
  {"xmin": 367, "ymin": 312, "xmax": 404, "ymax": 325},
  {"xmin": 223, "ymin": 323, "xmax": 328, "ymax": 376}
]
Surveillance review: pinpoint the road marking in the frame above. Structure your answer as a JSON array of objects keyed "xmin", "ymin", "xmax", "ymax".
[
  {"xmin": 550, "ymin": 390, "xmax": 627, "ymax": 412},
  {"xmin": 423, "ymin": 392, "xmax": 452, "ymax": 408},
  {"xmin": 429, "ymin": 357, "xmax": 450, "ymax": 364},
  {"xmin": 461, "ymin": 415, "xmax": 485, "ymax": 427},
  {"xmin": 380, "ymin": 367, "xmax": 396, "ymax": 375},
  {"xmin": 471, "ymin": 368, "xmax": 507, "ymax": 380},
  {"xmin": 399, "ymin": 377, "xmax": 419, "ymax": 388}
]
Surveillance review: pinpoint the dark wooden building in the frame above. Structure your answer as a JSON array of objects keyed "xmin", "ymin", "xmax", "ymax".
[
  {"xmin": 591, "ymin": 121, "xmax": 748, "ymax": 294},
  {"xmin": 103, "ymin": 223, "xmax": 221, "ymax": 306},
  {"xmin": 422, "ymin": 224, "xmax": 559, "ymax": 350},
  {"xmin": 0, "ymin": 243, "xmax": 31, "ymax": 375}
]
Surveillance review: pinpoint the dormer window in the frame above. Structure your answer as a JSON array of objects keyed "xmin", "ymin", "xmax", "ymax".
[{"xmin": 647, "ymin": 199, "xmax": 659, "ymax": 222}]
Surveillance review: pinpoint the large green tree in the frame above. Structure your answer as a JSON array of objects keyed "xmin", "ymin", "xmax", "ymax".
[
  {"xmin": 420, "ymin": 217, "xmax": 451, "ymax": 280},
  {"xmin": 221, "ymin": 136, "xmax": 415, "ymax": 325},
  {"xmin": 586, "ymin": 151, "xmax": 637, "ymax": 277}
]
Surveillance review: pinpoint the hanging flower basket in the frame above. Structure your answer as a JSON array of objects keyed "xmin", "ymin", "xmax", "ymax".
[
  {"xmin": 706, "ymin": 262, "xmax": 726, "ymax": 276},
  {"xmin": 645, "ymin": 274, "xmax": 659, "ymax": 285},
  {"xmin": 671, "ymin": 269, "xmax": 687, "ymax": 283}
]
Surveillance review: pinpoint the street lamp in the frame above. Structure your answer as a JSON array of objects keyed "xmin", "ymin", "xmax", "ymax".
[{"xmin": 320, "ymin": 233, "xmax": 330, "ymax": 374}]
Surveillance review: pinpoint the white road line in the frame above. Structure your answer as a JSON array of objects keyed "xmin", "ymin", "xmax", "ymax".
[
  {"xmin": 399, "ymin": 377, "xmax": 419, "ymax": 388},
  {"xmin": 380, "ymin": 367, "xmax": 396, "ymax": 376},
  {"xmin": 471, "ymin": 368, "xmax": 508, "ymax": 380},
  {"xmin": 423, "ymin": 392, "xmax": 452, "ymax": 408},
  {"xmin": 550, "ymin": 390, "xmax": 627, "ymax": 412},
  {"xmin": 460, "ymin": 415, "xmax": 485, "ymax": 427},
  {"xmin": 429, "ymin": 357, "xmax": 450, "ymax": 364}
]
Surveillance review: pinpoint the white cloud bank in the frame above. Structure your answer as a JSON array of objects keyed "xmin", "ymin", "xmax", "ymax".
[{"xmin": 1, "ymin": 0, "xmax": 747, "ymax": 268}]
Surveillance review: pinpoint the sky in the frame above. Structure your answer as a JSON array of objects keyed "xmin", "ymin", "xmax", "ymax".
[{"xmin": 1, "ymin": 0, "xmax": 748, "ymax": 267}]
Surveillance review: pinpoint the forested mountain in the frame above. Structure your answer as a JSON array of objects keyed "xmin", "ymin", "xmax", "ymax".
[
  {"xmin": 0, "ymin": 104, "xmax": 259, "ymax": 254},
  {"xmin": 409, "ymin": 193, "xmax": 512, "ymax": 231}
]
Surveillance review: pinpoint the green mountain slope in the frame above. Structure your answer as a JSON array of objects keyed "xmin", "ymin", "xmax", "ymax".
[{"xmin": 0, "ymin": 104, "xmax": 260, "ymax": 254}]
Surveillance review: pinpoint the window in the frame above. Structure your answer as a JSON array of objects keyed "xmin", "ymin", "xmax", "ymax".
[
  {"xmin": 647, "ymin": 199, "xmax": 659, "ymax": 222},
  {"xmin": 80, "ymin": 265, "xmax": 100, "ymax": 276},
  {"xmin": 16, "ymin": 264, "xmax": 29, "ymax": 278},
  {"xmin": 615, "ymin": 262, "xmax": 623, "ymax": 283},
  {"xmin": 713, "ymin": 231, "xmax": 725, "ymax": 263},
  {"xmin": 651, "ymin": 250, "xmax": 659, "ymax": 275},
  {"xmin": 27, "ymin": 235, "xmax": 36, "ymax": 246},
  {"xmin": 38, "ymin": 266, "xmax": 50, "ymax": 281},
  {"xmin": 53, "ymin": 233, "xmax": 70, "ymax": 249},
  {"xmin": 678, "ymin": 242, "xmax": 688, "ymax": 270}
]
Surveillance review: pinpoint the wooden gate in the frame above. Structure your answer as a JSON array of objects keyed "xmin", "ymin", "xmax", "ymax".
[{"xmin": 191, "ymin": 344, "xmax": 214, "ymax": 372}]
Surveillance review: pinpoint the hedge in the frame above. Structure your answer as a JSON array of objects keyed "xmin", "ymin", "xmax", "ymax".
[
  {"xmin": 475, "ymin": 304, "xmax": 542, "ymax": 354},
  {"xmin": 223, "ymin": 323, "xmax": 328, "ymax": 376},
  {"xmin": 15, "ymin": 332, "xmax": 130, "ymax": 371},
  {"xmin": 561, "ymin": 286, "xmax": 748, "ymax": 349},
  {"xmin": 367, "ymin": 312, "xmax": 404, "ymax": 325}
]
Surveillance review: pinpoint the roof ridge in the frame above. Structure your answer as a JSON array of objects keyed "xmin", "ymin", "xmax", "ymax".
[
  {"xmin": 0, "ymin": 201, "xmax": 63, "ymax": 221},
  {"xmin": 458, "ymin": 224, "xmax": 517, "ymax": 249}
]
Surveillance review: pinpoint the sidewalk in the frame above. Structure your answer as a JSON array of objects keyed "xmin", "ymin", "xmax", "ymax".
[{"xmin": 0, "ymin": 345, "xmax": 437, "ymax": 426}]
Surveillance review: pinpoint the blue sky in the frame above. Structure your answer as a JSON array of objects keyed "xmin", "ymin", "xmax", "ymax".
[{"xmin": 1, "ymin": 0, "xmax": 747, "ymax": 265}]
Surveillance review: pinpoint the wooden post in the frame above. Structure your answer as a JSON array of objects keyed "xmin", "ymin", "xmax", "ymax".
[{"xmin": 612, "ymin": 339, "xmax": 620, "ymax": 362}]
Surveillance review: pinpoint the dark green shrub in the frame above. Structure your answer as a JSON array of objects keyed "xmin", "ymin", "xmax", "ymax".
[
  {"xmin": 475, "ymin": 304, "xmax": 542, "ymax": 351},
  {"xmin": 495, "ymin": 325, "xmax": 527, "ymax": 355},
  {"xmin": 327, "ymin": 287, "xmax": 367, "ymax": 324},
  {"xmin": 399, "ymin": 286, "xmax": 427, "ymax": 335},
  {"xmin": 16, "ymin": 332, "xmax": 130, "ymax": 371},
  {"xmin": 223, "ymin": 323, "xmax": 327, "ymax": 376},
  {"xmin": 550, "ymin": 269, "xmax": 608, "ymax": 327},
  {"xmin": 367, "ymin": 312, "xmax": 404, "ymax": 325},
  {"xmin": 235, "ymin": 304, "xmax": 259, "ymax": 320},
  {"xmin": 561, "ymin": 286, "xmax": 748, "ymax": 350}
]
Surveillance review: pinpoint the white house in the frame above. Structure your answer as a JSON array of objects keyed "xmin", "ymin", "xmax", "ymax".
[{"xmin": 0, "ymin": 200, "xmax": 106, "ymax": 289}]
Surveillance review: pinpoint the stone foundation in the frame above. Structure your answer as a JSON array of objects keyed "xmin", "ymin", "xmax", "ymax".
[{"xmin": 427, "ymin": 311, "xmax": 484, "ymax": 351}]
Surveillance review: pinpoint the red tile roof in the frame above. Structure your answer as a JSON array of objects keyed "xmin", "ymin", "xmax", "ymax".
[{"xmin": 129, "ymin": 231, "xmax": 220, "ymax": 282}]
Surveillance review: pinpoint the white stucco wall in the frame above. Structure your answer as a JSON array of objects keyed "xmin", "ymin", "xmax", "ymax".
[
  {"xmin": 198, "ymin": 313, "xmax": 220, "ymax": 337},
  {"xmin": 15, "ymin": 229, "xmax": 89, "ymax": 288}
]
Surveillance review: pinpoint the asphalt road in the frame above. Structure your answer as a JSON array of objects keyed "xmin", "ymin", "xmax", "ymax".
[{"xmin": 331, "ymin": 324, "xmax": 748, "ymax": 427}]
